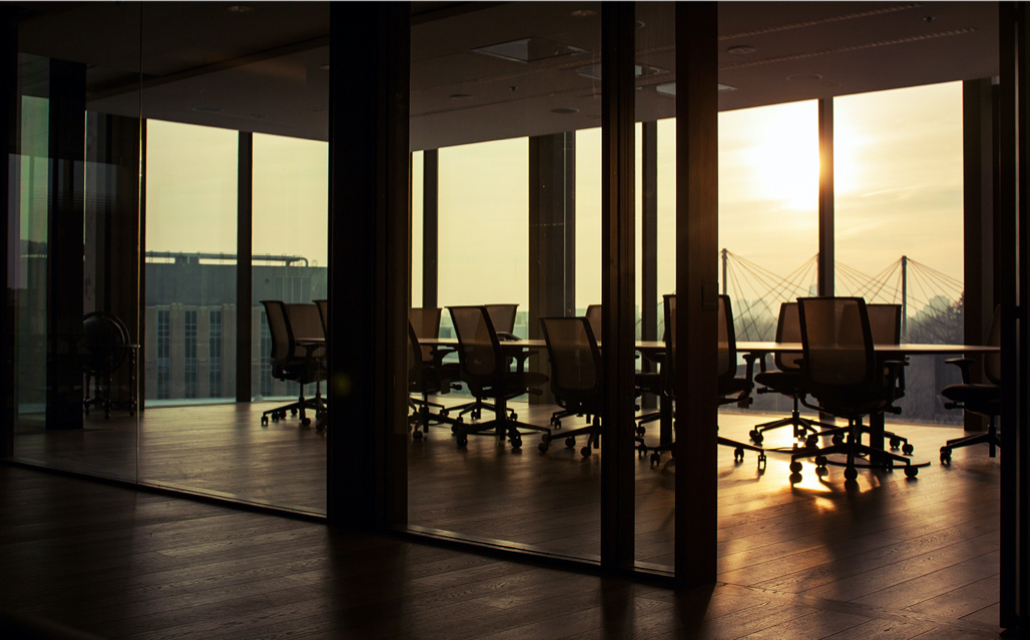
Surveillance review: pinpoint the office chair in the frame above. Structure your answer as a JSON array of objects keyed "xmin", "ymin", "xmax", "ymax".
[
  {"xmin": 407, "ymin": 307, "xmax": 459, "ymax": 439},
  {"xmin": 448, "ymin": 305, "xmax": 549, "ymax": 449},
  {"xmin": 537, "ymin": 316, "xmax": 604, "ymax": 457},
  {"xmin": 82, "ymin": 312, "xmax": 135, "ymax": 419},
  {"xmin": 313, "ymin": 299, "xmax": 330, "ymax": 431},
  {"xmin": 260, "ymin": 301, "xmax": 327, "ymax": 429},
  {"xmin": 940, "ymin": 305, "xmax": 1001, "ymax": 463},
  {"xmin": 640, "ymin": 294, "xmax": 766, "ymax": 468},
  {"xmin": 750, "ymin": 302, "xmax": 835, "ymax": 445},
  {"xmin": 800, "ymin": 303, "xmax": 915, "ymax": 455},
  {"xmin": 452, "ymin": 303, "xmax": 520, "ymax": 422},
  {"xmin": 789, "ymin": 297, "xmax": 919, "ymax": 481}
]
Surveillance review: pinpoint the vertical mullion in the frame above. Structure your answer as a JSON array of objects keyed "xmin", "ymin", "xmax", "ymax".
[
  {"xmin": 0, "ymin": 11, "xmax": 14, "ymax": 456},
  {"xmin": 422, "ymin": 149, "xmax": 438, "ymax": 310},
  {"xmin": 675, "ymin": 1, "xmax": 718, "ymax": 588},
  {"xmin": 818, "ymin": 98, "xmax": 834, "ymax": 297},
  {"xmin": 327, "ymin": 2, "xmax": 409, "ymax": 528},
  {"xmin": 998, "ymin": 2, "xmax": 1024, "ymax": 629},
  {"xmin": 600, "ymin": 1, "xmax": 636, "ymax": 571},
  {"xmin": 236, "ymin": 132, "xmax": 252, "ymax": 403}
]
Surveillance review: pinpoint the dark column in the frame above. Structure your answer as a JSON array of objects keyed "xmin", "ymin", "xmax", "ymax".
[
  {"xmin": 962, "ymin": 78, "xmax": 995, "ymax": 432},
  {"xmin": 0, "ymin": 12, "xmax": 16, "ymax": 455},
  {"xmin": 327, "ymin": 2, "xmax": 410, "ymax": 529},
  {"xmin": 997, "ymin": 2, "xmax": 1030, "ymax": 630},
  {"xmin": 422, "ymin": 149, "xmax": 438, "ymax": 309},
  {"xmin": 818, "ymin": 98, "xmax": 834, "ymax": 297},
  {"xmin": 675, "ymin": 1, "xmax": 719, "ymax": 588},
  {"xmin": 45, "ymin": 59, "xmax": 86, "ymax": 430},
  {"xmin": 528, "ymin": 131, "xmax": 576, "ymax": 403},
  {"xmin": 600, "ymin": 1, "xmax": 636, "ymax": 572},
  {"xmin": 236, "ymin": 132, "xmax": 252, "ymax": 403},
  {"xmin": 641, "ymin": 121, "xmax": 658, "ymax": 409},
  {"xmin": 84, "ymin": 113, "xmax": 142, "ymax": 413}
]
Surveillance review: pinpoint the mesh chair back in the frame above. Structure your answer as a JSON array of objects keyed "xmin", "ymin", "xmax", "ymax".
[
  {"xmin": 986, "ymin": 305, "xmax": 1001, "ymax": 385},
  {"xmin": 798, "ymin": 297, "xmax": 876, "ymax": 392},
  {"xmin": 773, "ymin": 302, "xmax": 802, "ymax": 372},
  {"xmin": 866, "ymin": 304, "xmax": 901, "ymax": 344},
  {"xmin": 261, "ymin": 301, "xmax": 293, "ymax": 362},
  {"xmin": 449, "ymin": 306, "xmax": 500, "ymax": 378},
  {"xmin": 585, "ymin": 304, "xmax": 602, "ymax": 342},
  {"xmin": 286, "ymin": 303, "xmax": 325, "ymax": 359},
  {"xmin": 485, "ymin": 304, "xmax": 518, "ymax": 334},
  {"xmin": 408, "ymin": 307, "xmax": 442, "ymax": 361},
  {"xmin": 314, "ymin": 299, "xmax": 329, "ymax": 338},
  {"xmin": 540, "ymin": 317, "xmax": 601, "ymax": 395},
  {"xmin": 717, "ymin": 295, "xmax": 737, "ymax": 382},
  {"xmin": 82, "ymin": 312, "xmax": 131, "ymax": 375}
]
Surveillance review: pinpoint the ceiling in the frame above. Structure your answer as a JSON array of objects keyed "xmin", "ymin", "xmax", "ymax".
[{"xmin": 9, "ymin": 1, "xmax": 999, "ymax": 150}]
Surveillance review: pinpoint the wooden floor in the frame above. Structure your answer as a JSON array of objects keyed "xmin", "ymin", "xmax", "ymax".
[{"xmin": 4, "ymin": 401, "xmax": 1005, "ymax": 638}]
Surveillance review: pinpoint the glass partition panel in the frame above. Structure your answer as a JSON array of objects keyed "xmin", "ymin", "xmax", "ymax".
[
  {"xmin": 408, "ymin": 1, "xmax": 603, "ymax": 560},
  {"xmin": 835, "ymin": 81, "xmax": 964, "ymax": 424},
  {"xmin": 137, "ymin": 2, "xmax": 329, "ymax": 513},
  {"xmin": 10, "ymin": 6, "xmax": 142, "ymax": 481}
]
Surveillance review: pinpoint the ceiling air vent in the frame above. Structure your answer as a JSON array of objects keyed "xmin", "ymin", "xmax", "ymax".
[{"xmin": 472, "ymin": 38, "xmax": 587, "ymax": 63}]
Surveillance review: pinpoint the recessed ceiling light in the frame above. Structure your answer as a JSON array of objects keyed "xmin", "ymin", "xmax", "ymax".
[
  {"xmin": 787, "ymin": 74, "xmax": 823, "ymax": 82},
  {"xmin": 551, "ymin": 107, "xmax": 579, "ymax": 114},
  {"xmin": 570, "ymin": 9, "xmax": 596, "ymax": 17},
  {"xmin": 728, "ymin": 46, "xmax": 756, "ymax": 55},
  {"xmin": 655, "ymin": 83, "xmax": 737, "ymax": 97},
  {"xmin": 226, "ymin": 5, "xmax": 253, "ymax": 13},
  {"xmin": 449, "ymin": 94, "xmax": 473, "ymax": 101}
]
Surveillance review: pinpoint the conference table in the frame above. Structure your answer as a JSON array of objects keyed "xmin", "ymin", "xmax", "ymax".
[{"xmin": 422, "ymin": 336, "xmax": 998, "ymax": 459}]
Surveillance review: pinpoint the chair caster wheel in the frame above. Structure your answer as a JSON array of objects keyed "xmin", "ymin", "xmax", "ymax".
[
  {"xmin": 790, "ymin": 472, "xmax": 803, "ymax": 484},
  {"xmin": 301, "ymin": 417, "xmax": 311, "ymax": 427},
  {"xmin": 636, "ymin": 426, "xmax": 646, "ymax": 437},
  {"xmin": 510, "ymin": 436, "xmax": 522, "ymax": 450},
  {"xmin": 439, "ymin": 409, "xmax": 448, "ymax": 417},
  {"xmin": 805, "ymin": 435, "xmax": 818, "ymax": 449},
  {"xmin": 902, "ymin": 443, "xmax": 914, "ymax": 455},
  {"xmin": 291, "ymin": 408, "xmax": 298, "ymax": 416},
  {"xmin": 581, "ymin": 447, "xmax": 591, "ymax": 458},
  {"xmin": 889, "ymin": 437, "xmax": 901, "ymax": 449},
  {"xmin": 904, "ymin": 465, "xmax": 918, "ymax": 478},
  {"xmin": 565, "ymin": 437, "xmax": 576, "ymax": 448},
  {"xmin": 815, "ymin": 455, "xmax": 828, "ymax": 467},
  {"xmin": 650, "ymin": 452, "xmax": 661, "ymax": 466},
  {"xmin": 734, "ymin": 447, "xmax": 744, "ymax": 463},
  {"xmin": 757, "ymin": 453, "xmax": 767, "ymax": 470},
  {"xmin": 940, "ymin": 447, "xmax": 952, "ymax": 465},
  {"xmin": 844, "ymin": 467, "xmax": 858, "ymax": 481},
  {"xmin": 510, "ymin": 413, "xmax": 518, "ymax": 421},
  {"xmin": 638, "ymin": 446, "xmax": 647, "ymax": 459},
  {"xmin": 832, "ymin": 435, "xmax": 843, "ymax": 446},
  {"xmin": 749, "ymin": 430, "xmax": 763, "ymax": 444},
  {"xmin": 789, "ymin": 461, "xmax": 803, "ymax": 474},
  {"xmin": 412, "ymin": 430, "xmax": 423, "ymax": 441},
  {"xmin": 261, "ymin": 416, "xmax": 269, "ymax": 426},
  {"xmin": 553, "ymin": 419, "xmax": 561, "ymax": 428},
  {"xmin": 456, "ymin": 435, "xmax": 468, "ymax": 448}
]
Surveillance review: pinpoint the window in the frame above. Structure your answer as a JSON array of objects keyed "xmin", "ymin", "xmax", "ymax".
[
  {"xmin": 209, "ymin": 310, "xmax": 222, "ymax": 398},
  {"xmin": 157, "ymin": 310, "xmax": 170, "ymax": 400},
  {"xmin": 184, "ymin": 310, "xmax": 197, "ymax": 399}
]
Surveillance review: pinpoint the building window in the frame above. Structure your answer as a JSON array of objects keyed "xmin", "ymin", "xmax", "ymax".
[
  {"xmin": 209, "ymin": 310, "xmax": 222, "ymax": 397},
  {"xmin": 184, "ymin": 310, "xmax": 197, "ymax": 399},
  {"xmin": 157, "ymin": 309, "xmax": 170, "ymax": 399}
]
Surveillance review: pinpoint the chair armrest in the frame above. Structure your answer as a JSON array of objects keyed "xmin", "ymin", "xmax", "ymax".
[
  {"xmin": 945, "ymin": 357, "xmax": 975, "ymax": 383},
  {"xmin": 496, "ymin": 332, "xmax": 520, "ymax": 342}
]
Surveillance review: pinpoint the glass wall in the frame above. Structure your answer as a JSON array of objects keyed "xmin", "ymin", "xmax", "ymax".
[
  {"xmin": 144, "ymin": 120, "xmax": 238, "ymax": 403},
  {"xmin": 835, "ymin": 81, "xmax": 964, "ymax": 423},
  {"xmin": 10, "ymin": 7, "xmax": 142, "ymax": 481},
  {"xmin": 407, "ymin": 1, "xmax": 606, "ymax": 562}
]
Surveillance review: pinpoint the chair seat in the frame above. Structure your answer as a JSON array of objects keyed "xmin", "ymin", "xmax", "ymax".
[
  {"xmin": 753, "ymin": 370, "xmax": 801, "ymax": 394},
  {"xmin": 942, "ymin": 383, "xmax": 1000, "ymax": 408}
]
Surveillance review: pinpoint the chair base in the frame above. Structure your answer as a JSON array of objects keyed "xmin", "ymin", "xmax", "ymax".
[
  {"xmin": 750, "ymin": 410, "xmax": 836, "ymax": 445},
  {"xmin": 940, "ymin": 421, "xmax": 1000, "ymax": 463},
  {"xmin": 790, "ymin": 418, "xmax": 922, "ymax": 481},
  {"xmin": 454, "ymin": 417, "xmax": 549, "ymax": 450},
  {"xmin": 539, "ymin": 416, "xmax": 601, "ymax": 458},
  {"xmin": 261, "ymin": 386, "xmax": 325, "ymax": 430},
  {"xmin": 638, "ymin": 433, "xmax": 766, "ymax": 469},
  {"xmin": 409, "ymin": 396, "xmax": 460, "ymax": 441}
]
